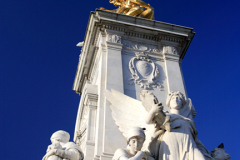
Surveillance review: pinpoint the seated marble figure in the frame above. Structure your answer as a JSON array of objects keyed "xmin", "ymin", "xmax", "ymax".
[{"xmin": 42, "ymin": 130, "xmax": 83, "ymax": 160}]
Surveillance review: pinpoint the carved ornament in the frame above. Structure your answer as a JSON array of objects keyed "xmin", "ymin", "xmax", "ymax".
[
  {"xmin": 163, "ymin": 46, "xmax": 179, "ymax": 55},
  {"xmin": 100, "ymin": 0, "xmax": 154, "ymax": 20},
  {"xmin": 107, "ymin": 34, "xmax": 121, "ymax": 44},
  {"xmin": 129, "ymin": 52, "xmax": 162, "ymax": 90},
  {"xmin": 123, "ymin": 40, "xmax": 159, "ymax": 53}
]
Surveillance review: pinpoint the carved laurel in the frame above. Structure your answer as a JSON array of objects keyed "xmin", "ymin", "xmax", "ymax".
[{"xmin": 128, "ymin": 52, "xmax": 162, "ymax": 90}]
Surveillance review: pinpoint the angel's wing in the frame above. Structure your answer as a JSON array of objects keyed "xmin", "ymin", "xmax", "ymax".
[{"xmin": 104, "ymin": 89, "xmax": 155, "ymax": 139}]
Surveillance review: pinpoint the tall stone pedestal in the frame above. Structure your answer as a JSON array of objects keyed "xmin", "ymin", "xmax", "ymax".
[{"xmin": 73, "ymin": 10, "xmax": 195, "ymax": 160}]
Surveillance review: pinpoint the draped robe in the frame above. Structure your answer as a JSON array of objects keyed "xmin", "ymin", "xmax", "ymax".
[{"xmin": 148, "ymin": 99, "xmax": 212, "ymax": 160}]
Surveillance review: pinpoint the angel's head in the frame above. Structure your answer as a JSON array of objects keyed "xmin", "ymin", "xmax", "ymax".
[
  {"xmin": 166, "ymin": 91, "xmax": 186, "ymax": 110},
  {"xmin": 127, "ymin": 127, "xmax": 145, "ymax": 153}
]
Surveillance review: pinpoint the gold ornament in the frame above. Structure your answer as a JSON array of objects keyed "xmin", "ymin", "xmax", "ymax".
[{"xmin": 100, "ymin": 0, "xmax": 154, "ymax": 20}]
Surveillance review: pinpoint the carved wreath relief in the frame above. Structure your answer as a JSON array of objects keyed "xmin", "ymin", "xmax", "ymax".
[{"xmin": 129, "ymin": 52, "xmax": 162, "ymax": 90}]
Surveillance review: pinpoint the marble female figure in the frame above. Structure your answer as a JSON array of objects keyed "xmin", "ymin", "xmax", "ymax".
[{"xmin": 145, "ymin": 91, "xmax": 212, "ymax": 160}]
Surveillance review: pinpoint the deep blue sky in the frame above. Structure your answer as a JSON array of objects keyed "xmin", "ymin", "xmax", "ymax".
[{"xmin": 1, "ymin": 0, "xmax": 239, "ymax": 159}]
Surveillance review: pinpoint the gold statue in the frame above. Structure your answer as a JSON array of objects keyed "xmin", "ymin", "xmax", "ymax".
[{"xmin": 100, "ymin": 0, "xmax": 154, "ymax": 20}]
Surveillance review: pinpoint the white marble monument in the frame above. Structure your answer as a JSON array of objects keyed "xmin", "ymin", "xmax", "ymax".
[{"xmin": 70, "ymin": 8, "xmax": 230, "ymax": 160}]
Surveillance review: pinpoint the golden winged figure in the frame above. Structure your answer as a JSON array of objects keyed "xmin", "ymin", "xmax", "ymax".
[{"xmin": 100, "ymin": 0, "xmax": 154, "ymax": 20}]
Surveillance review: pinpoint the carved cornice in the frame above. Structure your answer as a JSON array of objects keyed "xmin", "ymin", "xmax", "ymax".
[
  {"xmin": 102, "ymin": 24, "xmax": 125, "ymax": 32},
  {"xmin": 100, "ymin": 24, "xmax": 185, "ymax": 43}
]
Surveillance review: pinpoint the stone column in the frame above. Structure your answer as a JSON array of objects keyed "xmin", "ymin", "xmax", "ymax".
[
  {"xmin": 84, "ymin": 90, "xmax": 98, "ymax": 160},
  {"xmin": 74, "ymin": 83, "xmax": 98, "ymax": 160},
  {"xmin": 94, "ymin": 30, "xmax": 107, "ymax": 160},
  {"xmin": 95, "ymin": 29, "xmax": 126, "ymax": 160},
  {"xmin": 162, "ymin": 44, "xmax": 187, "ymax": 96},
  {"xmin": 105, "ymin": 30, "xmax": 124, "ymax": 92}
]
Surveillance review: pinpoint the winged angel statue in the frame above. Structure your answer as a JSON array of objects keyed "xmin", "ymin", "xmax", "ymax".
[{"xmin": 105, "ymin": 89, "xmax": 215, "ymax": 160}]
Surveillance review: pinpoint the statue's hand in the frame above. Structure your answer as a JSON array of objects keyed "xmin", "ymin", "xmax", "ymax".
[
  {"xmin": 42, "ymin": 149, "xmax": 57, "ymax": 160},
  {"xmin": 151, "ymin": 103, "xmax": 163, "ymax": 115}
]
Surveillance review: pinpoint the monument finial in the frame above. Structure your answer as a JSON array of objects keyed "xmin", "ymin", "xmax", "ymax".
[{"xmin": 100, "ymin": 0, "xmax": 154, "ymax": 20}]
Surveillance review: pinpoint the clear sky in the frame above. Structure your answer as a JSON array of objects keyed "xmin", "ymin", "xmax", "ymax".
[{"xmin": 1, "ymin": 0, "xmax": 239, "ymax": 159}]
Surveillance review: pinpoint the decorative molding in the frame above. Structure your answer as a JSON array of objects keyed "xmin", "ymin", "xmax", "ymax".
[
  {"xmin": 107, "ymin": 34, "xmax": 121, "ymax": 44},
  {"xmin": 124, "ymin": 31, "xmax": 183, "ymax": 43},
  {"xmin": 122, "ymin": 40, "xmax": 160, "ymax": 53},
  {"xmin": 102, "ymin": 24, "xmax": 125, "ymax": 32},
  {"xmin": 100, "ymin": 24, "xmax": 184, "ymax": 43},
  {"xmin": 129, "ymin": 52, "xmax": 162, "ymax": 90}
]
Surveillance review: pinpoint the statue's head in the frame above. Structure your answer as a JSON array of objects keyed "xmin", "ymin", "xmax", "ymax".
[
  {"xmin": 211, "ymin": 148, "xmax": 231, "ymax": 160},
  {"xmin": 166, "ymin": 91, "xmax": 186, "ymax": 110},
  {"xmin": 127, "ymin": 127, "xmax": 145, "ymax": 153},
  {"xmin": 50, "ymin": 130, "xmax": 70, "ymax": 145}
]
